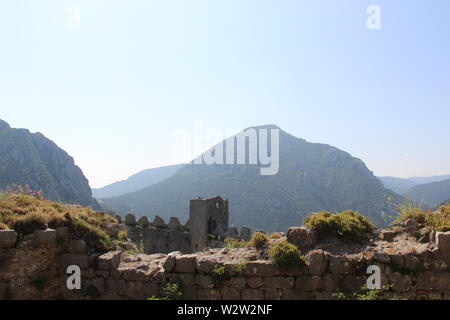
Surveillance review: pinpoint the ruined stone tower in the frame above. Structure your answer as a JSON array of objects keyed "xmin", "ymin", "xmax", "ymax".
[{"xmin": 187, "ymin": 196, "xmax": 229, "ymax": 252}]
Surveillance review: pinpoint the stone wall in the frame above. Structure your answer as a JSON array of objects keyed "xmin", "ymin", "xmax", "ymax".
[
  {"xmin": 1, "ymin": 228, "xmax": 449, "ymax": 300},
  {"xmin": 122, "ymin": 196, "xmax": 251, "ymax": 254}
]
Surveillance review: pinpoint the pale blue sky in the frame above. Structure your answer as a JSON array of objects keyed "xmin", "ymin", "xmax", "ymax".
[{"xmin": 1, "ymin": 0, "xmax": 449, "ymax": 188}]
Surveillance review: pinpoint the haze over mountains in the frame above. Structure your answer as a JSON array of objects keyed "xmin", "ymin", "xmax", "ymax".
[
  {"xmin": 378, "ymin": 175, "xmax": 450, "ymax": 195},
  {"xmin": 93, "ymin": 164, "xmax": 184, "ymax": 198},
  {"xmin": 3, "ymin": 118, "xmax": 448, "ymax": 232},
  {"xmin": 378, "ymin": 175, "xmax": 450, "ymax": 208},
  {"xmin": 100, "ymin": 125, "xmax": 401, "ymax": 231},
  {"xmin": 0, "ymin": 119, "xmax": 100, "ymax": 209}
]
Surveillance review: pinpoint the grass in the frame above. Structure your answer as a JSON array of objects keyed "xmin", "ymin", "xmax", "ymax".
[
  {"xmin": 395, "ymin": 203, "xmax": 450, "ymax": 232},
  {"xmin": 268, "ymin": 240, "xmax": 306, "ymax": 271},
  {"xmin": 223, "ymin": 237, "xmax": 248, "ymax": 248},
  {"xmin": 251, "ymin": 231, "xmax": 268, "ymax": 249},
  {"xmin": 303, "ymin": 210, "xmax": 375, "ymax": 242},
  {"xmin": 0, "ymin": 192, "xmax": 124, "ymax": 252},
  {"xmin": 211, "ymin": 265, "xmax": 229, "ymax": 289}
]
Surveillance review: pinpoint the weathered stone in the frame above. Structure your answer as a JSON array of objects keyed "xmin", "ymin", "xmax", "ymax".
[
  {"xmin": 247, "ymin": 277, "xmax": 263, "ymax": 289},
  {"xmin": 106, "ymin": 223, "xmax": 126, "ymax": 237},
  {"xmin": 197, "ymin": 289, "xmax": 220, "ymax": 300},
  {"xmin": 388, "ymin": 272, "xmax": 412, "ymax": 293},
  {"xmin": 404, "ymin": 254, "xmax": 420, "ymax": 271},
  {"xmin": 264, "ymin": 288, "xmax": 281, "ymax": 300},
  {"xmin": 389, "ymin": 254, "xmax": 405, "ymax": 269},
  {"xmin": 431, "ymin": 260, "xmax": 447, "ymax": 271},
  {"xmin": 125, "ymin": 214, "xmax": 136, "ymax": 225},
  {"xmin": 323, "ymin": 274, "xmax": 340, "ymax": 292},
  {"xmin": 138, "ymin": 216, "xmax": 150, "ymax": 227},
  {"xmin": 416, "ymin": 272, "xmax": 450, "ymax": 291},
  {"xmin": 143, "ymin": 282, "xmax": 161, "ymax": 297},
  {"xmin": 163, "ymin": 251, "xmax": 181, "ymax": 272},
  {"xmin": 34, "ymin": 228, "xmax": 57, "ymax": 245},
  {"xmin": 56, "ymin": 227, "xmax": 69, "ymax": 240},
  {"xmin": 220, "ymin": 287, "xmax": 240, "ymax": 300},
  {"xmin": 380, "ymin": 230, "xmax": 397, "ymax": 242},
  {"xmin": 153, "ymin": 216, "xmax": 166, "ymax": 228},
  {"xmin": 287, "ymin": 227, "xmax": 318, "ymax": 252},
  {"xmin": 182, "ymin": 285, "xmax": 198, "ymax": 300},
  {"xmin": 245, "ymin": 261, "xmax": 279, "ymax": 277},
  {"xmin": 226, "ymin": 227, "xmax": 239, "ymax": 239},
  {"xmin": 168, "ymin": 217, "xmax": 182, "ymax": 229},
  {"xmin": 307, "ymin": 250, "xmax": 328, "ymax": 276},
  {"xmin": 91, "ymin": 278, "xmax": 106, "ymax": 295},
  {"xmin": 341, "ymin": 275, "xmax": 365, "ymax": 293},
  {"xmin": 263, "ymin": 276, "xmax": 294, "ymax": 289},
  {"xmin": 178, "ymin": 273, "xmax": 195, "ymax": 286},
  {"xmin": 95, "ymin": 270, "xmax": 110, "ymax": 278},
  {"xmin": 329, "ymin": 256, "xmax": 357, "ymax": 275},
  {"xmin": 121, "ymin": 267, "xmax": 153, "ymax": 282},
  {"xmin": 195, "ymin": 275, "xmax": 214, "ymax": 288},
  {"xmin": 281, "ymin": 289, "xmax": 313, "ymax": 300},
  {"xmin": 61, "ymin": 253, "xmax": 90, "ymax": 269},
  {"xmin": 224, "ymin": 277, "xmax": 246, "ymax": 289},
  {"xmin": 315, "ymin": 292, "xmax": 336, "ymax": 300},
  {"xmin": 296, "ymin": 276, "xmax": 322, "ymax": 291},
  {"xmin": 67, "ymin": 240, "xmax": 87, "ymax": 254},
  {"xmin": 175, "ymin": 254, "xmax": 197, "ymax": 273},
  {"xmin": 374, "ymin": 252, "xmax": 390, "ymax": 264},
  {"xmin": 436, "ymin": 231, "xmax": 450, "ymax": 263},
  {"xmin": 239, "ymin": 227, "xmax": 252, "ymax": 241},
  {"xmin": 241, "ymin": 289, "xmax": 264, "ymax": 300},
  {"xmin": 0, "ymin": 230, "xmax": 17, "ymax": 248},
  {"xmin": 98, "ymin": 251, "xmax": 122, "ymax": 270},
  {"xmin": 126, "ymin": 281, "xmax": 144, "ymax": 299},
  {"xmin": 196, "ymin": 256, "xmax": 219, "ymax": 273}
]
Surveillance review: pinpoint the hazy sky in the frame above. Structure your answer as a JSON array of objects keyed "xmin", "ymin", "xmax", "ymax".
[{"xmin": 1, "ymin": 0, "xmax": 450, "ymax": 188}]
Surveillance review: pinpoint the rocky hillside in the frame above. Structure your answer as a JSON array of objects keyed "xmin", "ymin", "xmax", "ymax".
[
  {"xmin": 93, "ymin": 164, "xmax": 184, "ymax": 198},
  {"xmin": 0, "ymin": 119, "xmax": 99, "ymax": 209},
  {"xmin": 404, "ymin": 179, "xmax": 450, "ymax": 208},
  {"xmin": 101, "ymin": 125, "xmax": 402, "ymax": 231}
]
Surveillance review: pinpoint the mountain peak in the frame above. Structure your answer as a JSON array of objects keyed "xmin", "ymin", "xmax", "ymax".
[
  {"xmin": 0, "ymin": 119, "xmax": 10, "ymax": 130},
  {"xmin": 245, "ymin": 124, "xmax": 281, "ymax": 131}
]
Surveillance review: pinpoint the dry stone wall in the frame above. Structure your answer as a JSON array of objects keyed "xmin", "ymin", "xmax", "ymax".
[{"xmin": 1, "ymin": 228, "xmax": 449, "ymax": 300}]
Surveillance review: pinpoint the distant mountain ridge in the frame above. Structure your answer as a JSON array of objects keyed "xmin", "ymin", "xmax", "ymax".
[
  {"xmin": 378, "ymin": 175, "xmax": 450, "ymax": 206},
  {"xmin": 101, "ymin": 125, "xmax": 402, "ymax": 232},
  {"xmin": 93, "ymin": 164, "xmax": 184, "ymax": 198},
  {"xmin": 0, "ymin": 119, "xmax": 100, "ymax": 209},
  {"xmin": 377, "ymin": 177, "xmax": 417, "ymax": 194},
  {"xmin": 404, "ymin": 179, "xmax": 450, "ymax": 208}
]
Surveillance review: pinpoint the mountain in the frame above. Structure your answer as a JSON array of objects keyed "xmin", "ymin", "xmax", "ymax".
[
  {"xmin": 404, "ymin": 178, "xmax": 450, "ymax": 208},
  {"xmin": 377, "ymin": 177, "xmax": 417, "ymax": 194},
  {"xmin": 409, "ymin": 175, "xmax": 450, "ymax": 185},
  {"xmin": 101, "ymin": 125, "xmax": 402, "ymax": 232},
  {"xmin": 0, "ymin": 119, "xmax": 100, "ymax": 209},
  {"xmin": 93, "ymin": 164, "xmax": 184, "ymax": 198},
  {"xmin": 378, "ymin": 175, "xmax": 450, "ymax": 195}
]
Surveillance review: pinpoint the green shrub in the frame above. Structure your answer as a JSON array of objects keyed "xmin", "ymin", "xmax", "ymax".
[
  {"xmin": 161, "ymin": 282, "xmax": 182, "ymax": 300},
  {"xmin": 303, "ymin": 210, "xmax": 375, "ymax": 242},
  {"xmin": 269, "ymin": 232, "xmax": 283, "ymax": 239},
  {"xmin": 251, "ymin": 232, "xmax": 268, "ymax": 249},
  {"xmin": 268, "ymin": 241, "xmax": 305, "ymax": 270},
  {"xmin": 211, "ymin": 265, "xmax": 228, "ymax": 288},
  {"xmin": 396, "ymin": 204, "xmax": 450, "ymax": 232},
  {"xmin": 224, "ymin": 237, "xmax": 246, "ymax": 248}
]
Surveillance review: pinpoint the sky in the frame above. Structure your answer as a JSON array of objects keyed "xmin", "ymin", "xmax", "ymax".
[{"xmin": 1, "ymin": 0, "xmax": 450, "ymax": 188}]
